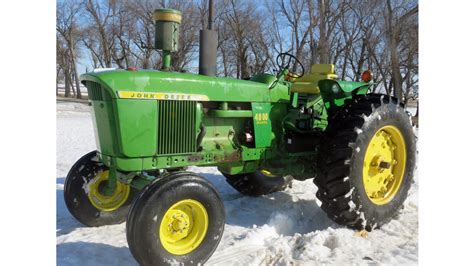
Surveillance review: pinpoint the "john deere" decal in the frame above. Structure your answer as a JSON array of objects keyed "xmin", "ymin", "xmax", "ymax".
[{"xmin": 117, "ymin": 91, "xmax": 209, "ymax": 101}]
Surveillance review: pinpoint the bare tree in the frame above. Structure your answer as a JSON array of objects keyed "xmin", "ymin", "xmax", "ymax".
[
  {"xmin": 57, "ymin": 0, "xmax": 83, "ymax": 98},
  {"xmin": 84, "ymin": 0, "xmax": 116, "ymax": 68},
  {"xmin": 317, "ymin": 0, "xmax": 330, "ymax": 63},
  {"xmin": 278, "ymin": 0, "xmax": 314, "ymax": 64},
  {"xmin": 214, "ymin": 0, "xmax": 273, "ymax": 78},
  {"xmin": 385, "ymin": 0, "xmax": 418, "ymax": 101},
  {"xmin": 56, "ymin": 0, "xmax": 418, "ymax": 108},
  {"xmin": 168, "ymin": 0, "xmax": 201, "ymax": 71}
]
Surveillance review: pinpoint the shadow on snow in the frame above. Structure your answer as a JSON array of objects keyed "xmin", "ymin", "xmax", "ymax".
[{"xmin": 57, "ymin": 242, "xmax": 136, "ymax": 266}]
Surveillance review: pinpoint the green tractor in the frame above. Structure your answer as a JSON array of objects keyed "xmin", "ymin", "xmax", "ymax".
[{"xmin": 64, "ymin": 8, "xmax": 416, "ymax": 265}]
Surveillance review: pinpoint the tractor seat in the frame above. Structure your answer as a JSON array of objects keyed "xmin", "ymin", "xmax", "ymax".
[{"xmin": 291, "ymin": 64, "xmax": 338, "ymax": 94}]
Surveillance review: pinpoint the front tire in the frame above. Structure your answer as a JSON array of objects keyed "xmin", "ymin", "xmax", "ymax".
[
  {"xmin": 315, "ymin": 94, "xmax": 416, "ymax": 230},
  {"xmin": 126, "ymin": 172, "xmax": 225, "ymax": 265},
  {"xmin": 64, "ymin": 151, "xmax": 137, "ymax": 227}
]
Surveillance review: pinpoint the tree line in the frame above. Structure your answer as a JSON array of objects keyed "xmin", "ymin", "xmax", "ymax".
[{"xmin": 57, "ymin": 0, "xmax": 418, "ymax": 105}]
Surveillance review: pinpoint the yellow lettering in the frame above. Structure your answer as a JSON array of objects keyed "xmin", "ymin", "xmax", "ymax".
[{"xmin": 255, "ymin": 113, "xmax": 269, "ymax": 123}]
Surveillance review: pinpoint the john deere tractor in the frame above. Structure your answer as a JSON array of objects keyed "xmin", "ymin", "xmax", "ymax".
[{"xmin": 64, "ymin": 8, "xmax": 416, "ymax": 265}]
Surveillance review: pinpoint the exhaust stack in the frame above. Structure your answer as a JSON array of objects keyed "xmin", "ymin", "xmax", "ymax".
[{"xmin": 199, "ymin": 0, "xmax": 218, "ymax": 76}]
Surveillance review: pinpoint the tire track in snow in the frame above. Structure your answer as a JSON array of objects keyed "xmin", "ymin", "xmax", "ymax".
[{"xmin": 207, "ymin": 244, "xmax": 265, "ymax": 265}]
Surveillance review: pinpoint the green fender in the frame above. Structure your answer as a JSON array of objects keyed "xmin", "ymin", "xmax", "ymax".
[{"xmin": 318, "ymin": 79, "xmax": 372, "ymax": 111}]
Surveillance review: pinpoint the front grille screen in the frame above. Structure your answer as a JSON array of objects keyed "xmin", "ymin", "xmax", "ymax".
[
  {"xmin": 85, "ymin": 81, "xmax": 103, "ymax": 101},
  {"xmin": 157, "ymin": 100, "xmax": 197, "ymax": 155}
]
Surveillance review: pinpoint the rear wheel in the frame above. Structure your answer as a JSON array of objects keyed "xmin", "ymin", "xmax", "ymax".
[
  {"xmin": 126, "ymin": 172, "xmax": 225, "ymax": 265},
  {"xmin": 64, "ymin": 151, "xmax": 137, "ymax": 227},
  {"xmin": 223, "ymin": 170, "xmax": 293, "ymax": 196},
  {"xmin": 315, "ymin": 94, "xmax": 416, "ymax": 230}
]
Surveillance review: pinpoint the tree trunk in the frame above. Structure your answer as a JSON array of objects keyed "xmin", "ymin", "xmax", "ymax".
[
  {"xmin": 318, "ymin": 0, "xmax": 330, "ymax": 64},
  {"xmin": 69, "ymin": 69, "xmax": 76, "ymax": 97},
  {"xmin": 86, "ymin": 0, "xmax": 112, "ymax": 67},
  {"xmin": 389, "ymin": 36, "xmax": 403, "ymax": 99},
  {"xmin": 355, "ymin": 40, "xmax": 367, "ymax": 82},
  {"xmin": 56, "ymin": 68, "xmax": 60, "ymax": 96},
  {"xmin": 386, "ymin": 0, "xmax": 418, "ymax": 101},
  {"xmin": 219, "ymin": 42, "xmax": 229, "ymax": 76},
  {"xmin": 69, "ymin": 45, "xmax": 82, "ymax": 99},
  {"xmin": 308, "ymin": 0, "xmax": 317, "ymax": 65},
  {"xmin": 64, "ymin": 68, "xmax": 71, "ymax": 97}
]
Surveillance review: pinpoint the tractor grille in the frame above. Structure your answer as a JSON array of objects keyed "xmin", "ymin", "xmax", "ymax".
[
  {"xmin": 85, "ymin": 81, "xmax": 103, "ymax": 101},
  {"xmin": 157, "ymin": 100, "xmax": 197, "ymax": 155}
]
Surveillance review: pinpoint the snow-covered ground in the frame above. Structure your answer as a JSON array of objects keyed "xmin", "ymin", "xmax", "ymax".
[{"xmin": 56, "ymin": 102, "xmax": 418, "ymax": 265}]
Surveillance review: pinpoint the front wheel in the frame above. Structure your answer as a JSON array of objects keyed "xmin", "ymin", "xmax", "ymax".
[
  {"xmin": 315, "ymin": 94, "xmax": 416, "ymax": 231},
  {"xmin": 64, "ymin": 151, "xmax": 137, "ymax": 227},
  {"xmin": 126, "ymin": 172, "xmax": 225, "ymax": 265}
]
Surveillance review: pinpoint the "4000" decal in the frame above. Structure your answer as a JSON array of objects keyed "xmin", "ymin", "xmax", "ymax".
[{"xmin": 254, "ymin": 113, "xmax": 269, "ymax": 125}]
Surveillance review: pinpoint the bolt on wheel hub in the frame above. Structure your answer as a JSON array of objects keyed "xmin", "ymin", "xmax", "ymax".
[
  {"xmin": 159, "ymin": 199, "xmax": 209, "ymax": 255},
  {"xmin": 166, "ymin": 209, "xmax": 192, "ymax": 241},
  {"xmin": 363, "ymin": 125, "xmax": 407, "ymax": 205}
]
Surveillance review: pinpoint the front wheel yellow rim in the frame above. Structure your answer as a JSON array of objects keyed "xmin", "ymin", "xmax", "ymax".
[
  {"xmin": 159, "ymin": 199, "xmax": 209, "ymax": 255},
  {"xmin": 362, "ymin": 125, "xmax": 407, "ymax": 205},
  {"xmin": 260, "ymin": 169, "xmax": 277, "ymax": 177},
  {"xmin": 87, "ymin": 170, "xmax": 131, "ymax": 212}
]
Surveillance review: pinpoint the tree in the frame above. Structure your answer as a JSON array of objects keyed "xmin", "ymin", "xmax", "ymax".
[
  {"xmin": 385, "ymin": 0, "xmax": 418, "ymax": 101},
  {"xmin": 84, "ymin": 0, "xmax": 116, "ymax": 68},
  {"xmin": 55, "ymin": 0, "xmax": 418, "ymax": 107},
  {"xmin": 57, "ymin": 0, "xmax": 83, "ymax": 98}
]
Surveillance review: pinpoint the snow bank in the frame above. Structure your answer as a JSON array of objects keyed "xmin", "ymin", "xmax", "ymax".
[{"xmin": 56, "ymin": 102, "xmax": 418, "ymax": 265}]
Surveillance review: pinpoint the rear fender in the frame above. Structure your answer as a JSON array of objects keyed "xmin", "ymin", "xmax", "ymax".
[{"xmin": 318, "ymin": 79, "xmax": 371, "ymax": 111}]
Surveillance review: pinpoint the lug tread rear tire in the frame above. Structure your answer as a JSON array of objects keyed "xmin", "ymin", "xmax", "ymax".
[{"xmin": 315, "ymin": 94, "xmax": 416, "ymax": 231}]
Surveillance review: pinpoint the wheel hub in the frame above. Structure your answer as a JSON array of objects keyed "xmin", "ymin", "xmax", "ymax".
[
  {"xmin": 87, "ymin": 170, "xmax": 131, "ymax": 212},
  {"xmin": 159, "ymin": 199, "xmax": 208, "ymax": 255},
  {"xmin": 363, "ymin": 125, "xmax": 407, "ymax": 205},
  {"xmin": 164, "ymin": 208, "xmax": 192, "ymax": 242}
]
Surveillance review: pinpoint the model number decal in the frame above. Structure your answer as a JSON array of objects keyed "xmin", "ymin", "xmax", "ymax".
[
  {"xmin": 254, "ymin": 113, "xmax": 269, "ymax": 125},
  {"xmin": 117, "ymin": 91, "xmax": 209, "ymax": 101}
]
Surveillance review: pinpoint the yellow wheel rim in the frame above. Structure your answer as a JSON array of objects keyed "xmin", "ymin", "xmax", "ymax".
[
  {"xmin": 260, "ymin": 169, "xmax": 277, "ymax": 177},
  {"xmin": 159, "ymin": 199, "xmax": 209, "ymax": 255},
  {"xmin": 87, "ymin": 170, "xmax": 131, "ymax": 212},
  {"xmin": 362, "ymin": 125, "xmax": 407, "ymax": 205}
]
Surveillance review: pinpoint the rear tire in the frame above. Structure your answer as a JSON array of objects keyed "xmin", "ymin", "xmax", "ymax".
[
  {"xmin": 223, "ymin": 170, "xmax": 293, "ymax": 196},
  {"xmin": 64, "ymin": 151, "xmax": 137, "ymax": 227},
  {"xmin": 315, "ymin": 94, "xmax": 416, "ymax": 231},
  {"xmin": 126, "ymin": 172, "xmax": 225, "ymax": 265}
]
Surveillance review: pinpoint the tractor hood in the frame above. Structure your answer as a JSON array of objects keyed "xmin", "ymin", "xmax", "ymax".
[{"xmin": 80, "ymin": 69, "xmax": 273, "ymax": 102}]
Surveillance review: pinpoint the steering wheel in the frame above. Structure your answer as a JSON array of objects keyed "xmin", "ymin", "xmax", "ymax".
[{"xmin": 276, "ymin": 52, "xmax": 305, "ymax": 79}]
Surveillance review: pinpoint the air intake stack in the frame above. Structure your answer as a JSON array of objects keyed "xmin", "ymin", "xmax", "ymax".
[
  {"xmin": 199, "ymin": 0, "xmax": 218, "ymax": 76},
  {"xmin": 153, "ymin": 8, "xmax": 182, "ymax": 71}
]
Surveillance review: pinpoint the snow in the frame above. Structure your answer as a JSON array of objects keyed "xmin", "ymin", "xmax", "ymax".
[{"xmin": 57, "ymin": 102, "xmax": 418, "ymax": 265}]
